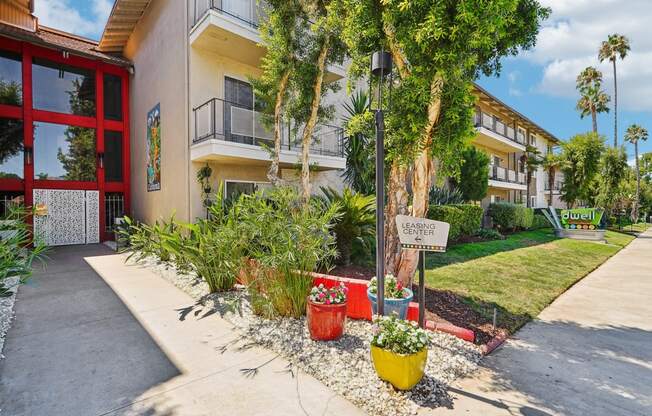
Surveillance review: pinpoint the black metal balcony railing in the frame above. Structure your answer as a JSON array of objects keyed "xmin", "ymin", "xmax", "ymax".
[
  {"xmin": 193, "ymin": 97, "xmax": 345, "ymax": 158},
  {"xmin": 474, "ymin": 110, "xmax": 527, "ymax": 146},
  {"xmin": 193, "ymin": 0, "xmax": 266, "ymax": 28},
  {"xmin": 489, "ymin": 165, "xmax": 527, "ymax": 185},
  {"xmin": 544, "ymin": 182, "xmax": 564, "ymax": 191}
]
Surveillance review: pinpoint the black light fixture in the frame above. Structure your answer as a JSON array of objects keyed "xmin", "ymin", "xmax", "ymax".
[
  {"xmin": 24, "ymin": 146, "xmax": 33, "ymax": 165},
  {"xmin": 370, "ymin": 49, "xmax": 393, "ymax": 316}
]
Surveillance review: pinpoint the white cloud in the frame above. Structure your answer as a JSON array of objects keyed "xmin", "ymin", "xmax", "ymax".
[
  {"xmin": 34, "ymin": 0, "xmax": 113, "ymax": 40},
  {"xmin": 523, "ymin": 0, "xmax": 652, "ymax": 111}
]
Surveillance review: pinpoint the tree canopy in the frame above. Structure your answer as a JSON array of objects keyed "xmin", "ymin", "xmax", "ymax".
[
  {"xmin": 454, "ymin": 146, "xmax": 489, "ymax": 202},
  {"xmin": 341, "ymin": 0, "xmax": 550, "ymax": 282},
  {"xmin": 560, "ymin": 132, "xmax": 605, "ymax": 208}
]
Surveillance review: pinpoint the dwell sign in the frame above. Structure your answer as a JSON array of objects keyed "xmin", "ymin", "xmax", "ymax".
[{"xmin": 560, "ymin": 208, "xmax": 604, "ymax": 230}]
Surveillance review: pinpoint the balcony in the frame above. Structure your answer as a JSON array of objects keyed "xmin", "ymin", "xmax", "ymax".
[
  {"xmin": 190, "ymin": 0, "xmax": 345, "ymax": 81},
  {"xmin": 488, "ymin": 165, "xmax": 527, "ymax": 191},
  {"xmin": 474, "ymin": 110, "xmax": 526, "ymax": 153},
  {"xmin": 544, "ymin": 181, "xmax": 564, "ymax": 193},
  {"xmin": 191, "ymin": 97, "xmax": 345, "ymax": 170}
]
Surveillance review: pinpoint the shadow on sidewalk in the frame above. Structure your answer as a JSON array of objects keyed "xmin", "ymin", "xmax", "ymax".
[{"xmin": 0, "ymin": 244, "xmax": 182, "ymax": 416}]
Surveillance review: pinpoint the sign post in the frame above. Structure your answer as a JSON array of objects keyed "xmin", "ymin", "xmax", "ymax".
[{"xmin": 395, "ymin": 215, "xmax": 450, "ymax": 328}]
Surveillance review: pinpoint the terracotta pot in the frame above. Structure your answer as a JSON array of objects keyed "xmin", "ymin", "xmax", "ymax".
[
  {"xmin": 306, "ymin": 299, "xmax": 347, "ymax": 341},
  {"xmin": 370, "ymin": 345, "xmax": 428, "ymax": 390}
]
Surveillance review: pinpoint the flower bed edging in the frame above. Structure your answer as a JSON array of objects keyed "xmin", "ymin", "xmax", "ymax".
[
  {"xmin": 311, "ymin": 272, "xmax": 476, "ymax": 343},
  {"xmin": 481, "ymin": 331, "xmax": 509, "ymax": 355}
]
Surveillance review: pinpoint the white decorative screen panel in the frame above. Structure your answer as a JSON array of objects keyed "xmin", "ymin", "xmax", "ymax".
[
  {"xmin": 85, "ymin": 190, "xmax": 99, "ymax": 244},
  {"xmin": 33, "ymin": 189, "xmax": 101, "ymax": 246}
]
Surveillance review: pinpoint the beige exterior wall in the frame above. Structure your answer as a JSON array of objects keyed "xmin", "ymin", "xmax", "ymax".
[
  {"xmin": 0, "ymin": 0, "xmax": 36, "ymax": 31},
  {"xmin": 124, "ymin": 0, "xmax": 190, "ymax": 224}
]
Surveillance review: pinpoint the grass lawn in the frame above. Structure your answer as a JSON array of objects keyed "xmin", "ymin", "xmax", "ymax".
[{"xmin": 424, "ymin": 229, "xmax": 635, "ymax": 333}]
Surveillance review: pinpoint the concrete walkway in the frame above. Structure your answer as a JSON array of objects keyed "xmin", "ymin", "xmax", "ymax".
[
  {"xmin": 430, "ymin": 230, "xmax": 652, "ymax": 416},
  {"xmin": 0, "ymin": 245, "xmax": 363, "ymax": 416}
]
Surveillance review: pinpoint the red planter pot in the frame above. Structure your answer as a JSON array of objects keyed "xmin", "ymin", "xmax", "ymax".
[{"xmin": 306, "ymin": 299, "xmax": 348, "ymax": 341}]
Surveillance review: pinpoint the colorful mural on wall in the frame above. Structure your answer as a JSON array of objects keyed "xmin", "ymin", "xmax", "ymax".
[{"xmin": 146, "ymin": 103, "xmax": 161, "ymax": 192}]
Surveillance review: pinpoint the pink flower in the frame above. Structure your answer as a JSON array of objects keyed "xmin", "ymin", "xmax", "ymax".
[
  {"xmin": 325, "ymin": 298, "xmax": 331, "ymax": 305},
  {"xmin": 319, "ymin": 292, "xmax": 325, "ymax": 299}
]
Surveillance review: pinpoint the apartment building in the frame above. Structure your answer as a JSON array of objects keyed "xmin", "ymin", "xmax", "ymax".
[
  {"xmin": 472, "ymin": 84, "xmax": 561, "ymax": 210},
  {"xmin": 0, "ymin": 0, "xmax": 563, "ymax": 246},
  {"xmin": 95, "ymin": 0, "xmax": 349, "ymax": 225}
]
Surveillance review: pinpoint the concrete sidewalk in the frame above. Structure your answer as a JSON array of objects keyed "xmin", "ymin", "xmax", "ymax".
[
  {"xmin": 429, "ymin": 230, "xmax": 652, "ymax": 416},
  {"xmin": 0, "ymin": 245, "xmax": 363, "ymax": 416}
]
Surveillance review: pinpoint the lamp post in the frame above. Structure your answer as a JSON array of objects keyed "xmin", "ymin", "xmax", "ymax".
[{"xmin": 370, "ymin": 50, "xmax": 392, "ymax": 316}]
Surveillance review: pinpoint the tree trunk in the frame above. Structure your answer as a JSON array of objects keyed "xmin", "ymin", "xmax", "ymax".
[
  {"xmin": 548, "ymin": 167, "xmax": 555, "ymax": 207},
  {"xmin": 267, "ymin": 69, "xmax": 291, "ymax": 185},
  {"xmin": 300, "ymin": 37, "xmax": 330, "ymax": 204},
  {"xmin": 591, "ymin": 108, "xmax": 598, "ymax": 134},
  {"xmin": 613, "ymin": 60, "xmax": 618, "ymax": 147},
  {"xmin": 633, "ymin": 141, "xmax": 640, "ymax": 222},
  {"xmin": 394, "ymin": 75, "xmax": 444, "ymax": 285},
  {"xmin": 384, "ymin": 162, "xmax": 409, "ymax": 276},
  {"xmin": 526, "ymin": 171, "xmax": 532, "ymax": 207}
]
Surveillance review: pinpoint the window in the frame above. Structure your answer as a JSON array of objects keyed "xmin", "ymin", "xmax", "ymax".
[
  {"xmin": 225, "ymin": 77, "xmax": 252, "ymax": 145},
  {"xmin": 225, "ymin": 180, "xmax": 271, "ymax": 200},
  {"xmin": 34, "ymin": 122, "xmax": 96, "ymax": 181},
  {"xmin": 0, "ymin": 50, "xmax": 22, "ymax": 106},
  {"xmin": 32, "ymin": 58, "xmax": 95, "ymax": 116},
  {"xmin": 103, "ymin": 73, "xmax": 122, "ymax": 121},
  {"xmin": 104, "ymin": 131, "xmax": 123, "ymax": 182},
  {"xmin": 0, "ymin": 118, "xmax": 24, "ymax": 179}
]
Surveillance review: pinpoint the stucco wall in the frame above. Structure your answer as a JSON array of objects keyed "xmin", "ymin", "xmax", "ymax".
[{"xmin": 124, "ymin": 0, "xmax": 190, "ymax": 224}]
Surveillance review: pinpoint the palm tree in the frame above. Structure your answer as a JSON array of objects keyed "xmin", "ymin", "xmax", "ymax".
[
  {"xmin": 599, "ymin": 34, "xmax": 631, "ymax": 147},
  {"xmin": 575, "ymin": 67, "xmax": 610, "ymax": 134},
  {"xmin": 624, "ymin": 124, "xmax": 649, "ymax": 222},
  {"xmin": 342, "ymin": 91, "xmax": 375, "ymax": 195},
  {"xmin": 521, "ymin": 145, "xmax": 542, "ymax": 207},
  {"xmin": 542, "ymin": 153, "xmax": 564, "ymax": 207}
]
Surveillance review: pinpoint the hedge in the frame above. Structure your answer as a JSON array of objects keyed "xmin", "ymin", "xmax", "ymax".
[
  {"xmin": 531, "ymin": 214, "xmax": 551, "ymax": 229},
  {"xmin": 428, "ymin": 204, "xmax": 483, "ymax": 241},
  {"xmin": 488, "ymin": 202, "xmax": 534, "ymax": 231}
]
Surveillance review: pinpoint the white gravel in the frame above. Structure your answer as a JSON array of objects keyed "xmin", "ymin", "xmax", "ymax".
[
  {"xmin": 134, "ymin": 256, "xmax": 482, "ymax": 416},
  {"xmin": 0, "ymin": 276, "xmax": 19, "ymax": 361}
]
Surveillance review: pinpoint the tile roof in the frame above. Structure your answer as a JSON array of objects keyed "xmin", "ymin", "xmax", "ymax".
[{"xmin": 0, "ymin": 22, "xmax": 131, "ymax": 67}]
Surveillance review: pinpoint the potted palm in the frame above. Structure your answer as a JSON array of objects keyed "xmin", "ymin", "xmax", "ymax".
[
  {"xmin": 367, "ymin": 274, "xmax": 413, "ymax": 319},
  {"xmin": 370, "ymin": 314, "xmax": 431, "ymax": 390},
  {"xmin": 306, "ymin": 282, "xmax": 348, "ymax": 341}
]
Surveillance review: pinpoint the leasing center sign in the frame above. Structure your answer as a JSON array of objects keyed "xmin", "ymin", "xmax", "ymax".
[
  {"xmin": 396, "ymin": 215, "xmax": 450, "ymax": 252},
  {"xmin": 560, "ymin": 208, "xmax": 604, "ymax": 230}
]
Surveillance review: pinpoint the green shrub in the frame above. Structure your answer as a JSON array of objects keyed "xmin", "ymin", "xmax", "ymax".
[
  {"xmin": 0, "ymin": 206, "xmax": 47, "ymax": 297},
  {"xmin": 488, "ymin": 202, "xmax": 534, "ymax": 231},
  {"xmin": 122, "ymin": 186, "xmax": 338, "ymax": 318},
  {"xmin": 429, "ymin": 186, "xmax": 464, "ymax": 206},
  {"xmin": 475, "ymin": 228, "xmax": 503, "ymax": 240},
  {"xmin": 427, "ymin": 204, "xmax": 483, "ymax": 241},
  {"xmin": 319, "ymin": 187, "xmax": 375, "ymax": 266},
  {"xmin": 238, "ymin": 187, "xmax": 338, "ymax": 318},
  {"xmin": 531, "ymin": 214, "xmax": 552, "ymax": 230}
]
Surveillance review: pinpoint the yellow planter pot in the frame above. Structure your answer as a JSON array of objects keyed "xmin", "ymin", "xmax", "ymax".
[{"xmin": 370, "ymin": 345, "xmax": 428, "ymax": 390}]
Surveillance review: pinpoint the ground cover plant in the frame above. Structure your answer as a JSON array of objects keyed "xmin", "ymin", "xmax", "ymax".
[{"xmin": 0, "ymin": 206, "xmax": 47, "ymax": 297}]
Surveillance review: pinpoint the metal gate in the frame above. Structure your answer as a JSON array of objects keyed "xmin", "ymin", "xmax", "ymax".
[{"xmin": 33, "ymin": 189, "xmax": 99, "ymax": 246}]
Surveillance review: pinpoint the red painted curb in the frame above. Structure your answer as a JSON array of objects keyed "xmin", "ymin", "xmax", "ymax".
[
  {"xmin": 481, "ymin": 332, "xmax": 508, "ymax": 355},
  {"xmin": 426, "ymin": 321, "xmax": 476, "ymax": 343},
  {"xmin": 311, "ymin": 272, "xmax": 477, "ymax": 344}
]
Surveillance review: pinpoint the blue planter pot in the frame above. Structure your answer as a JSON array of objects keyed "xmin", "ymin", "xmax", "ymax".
[{"xmin": 367, "ymin": 288, "xmax": 413, "ymax": 319}]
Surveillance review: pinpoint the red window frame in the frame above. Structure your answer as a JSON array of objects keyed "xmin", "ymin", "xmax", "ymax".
[{"xmin": 0, "ymin": 37, "xmax": 130, "ymax": 242}]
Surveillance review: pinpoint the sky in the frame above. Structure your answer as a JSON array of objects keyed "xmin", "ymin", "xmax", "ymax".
[{"xmin": 34, "ymin": 0, "xmax": 652, "ymax": 158}]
